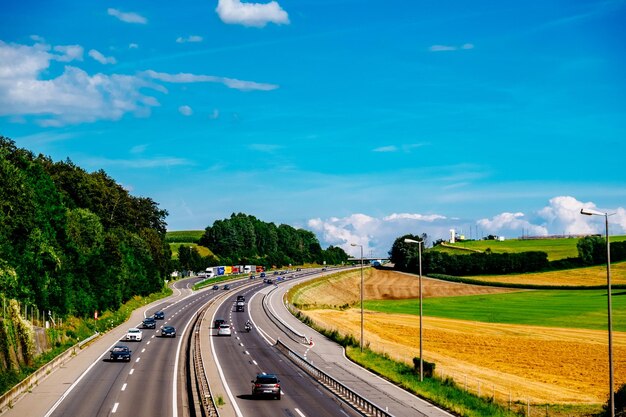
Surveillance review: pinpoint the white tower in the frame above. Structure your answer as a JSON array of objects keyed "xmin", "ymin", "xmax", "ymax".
[{"xmin": 449, "ymin": 229, "xmax": 455, "ymax": 243}]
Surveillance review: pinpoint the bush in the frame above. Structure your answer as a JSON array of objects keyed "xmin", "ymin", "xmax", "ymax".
[
  {"xmin": 599, "ymin": 383, "xmax": 626, "ymax": 416},
  {"xmin": 412, "ymin": 356, "xmax": 436, "ymax": 378}
]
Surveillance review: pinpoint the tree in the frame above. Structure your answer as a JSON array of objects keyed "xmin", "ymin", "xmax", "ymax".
[{"xmin": 577, "ymin": 235, "xmax": 606, "ymax": 266}]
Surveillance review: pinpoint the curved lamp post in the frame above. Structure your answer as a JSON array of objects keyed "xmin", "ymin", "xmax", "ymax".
[
  {"xmin": 350, "ymin": 243, "xmax": 364, "ymax": 352},
  {"xmin": 404, "ymin": 238, "xmax": 424, "ymax": 381},
  {"xmin": 580, "ymin": 208, "xmax": 615, "ymax": 417}
]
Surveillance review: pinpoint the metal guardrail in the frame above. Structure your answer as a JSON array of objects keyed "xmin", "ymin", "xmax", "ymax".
[
  {"xmin": 0, "ymin": 331, "xmax": 100, "ymax": 414},
  {"xmin": 262, "ymin": 289, "xmax": 309, "ymax": 345},
  {"xmin": 190, "ymin": 300, "xmax": 219, "ymax": 417},
  {"xmin": 275, "ymin": 339, "xmax": 395, "ymax": 417}
]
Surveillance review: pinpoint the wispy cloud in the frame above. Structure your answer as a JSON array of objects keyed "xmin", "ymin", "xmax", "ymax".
[
  {"xmin": 142, "ymin": 70, "xmax": 279, "ymax": 91},
  {"xmin": 176, "ymin": 35, "xmax": 203, "ymax": 43},
  {"xmin": 373, "ymin": 143, "xmax": 425, "ymax": 153},
  {"xmin": 216, "ymin": 0, "xmax": 289, "ymax": 28},
  {"xmin": 88, "ymin": 49, "xmax": 117, "ymax": 65},
  {"xmin": 87, "ymin": 156, "xmax": 190, "ymax": 169},
  {"xmin": 429, "ymin": 43, "xmax": 474, "ymax": 52},
  {"xmin": 249, "ymin": 144, "xmax": 282, "ymax": 153},
  {"xmin": 178, "ymin": 105, "xmax": 193, "ymax": 116},
  {"xmin": 129, "ymin": 43, "xmax": 139, "ymax": 49},
  {"xmin": 107, "ymin": 8, "xmax": 148, "ymax": 24},
  {"xmin": 208, "ymin": 109, "xmax": 220, "ymax": 120},
  {"xmin": 53, "ymin": 45, "xmax": 83, "ymax": 62},
  {"xmin": 373, "ymin": 145, "xmax": 397, "ymax": 152},
  {"xmin": 130, "ymin": 144, "xmax": 148, "ymax": 154}
]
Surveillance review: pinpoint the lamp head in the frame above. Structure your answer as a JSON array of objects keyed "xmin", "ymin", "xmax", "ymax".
[
  {"xmin": 580, "ymin": 207, "xmax": 605, "ymax": 216},
  {"xmin": 404, "ymin": 238, "xmax": 420, "ymax": 244}
]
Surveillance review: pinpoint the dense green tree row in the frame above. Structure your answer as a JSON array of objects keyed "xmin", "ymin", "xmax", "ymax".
[
  {"xmin": 390, "ymin": 234, "xmax": 626, "ymax": 277},
  {"xmin": 0, "ymin": 137, "xmax": 171, "ymax": 317},
  {"xmin": 197, "ymin": 213, "xmax": 348, "ymax": 268}
]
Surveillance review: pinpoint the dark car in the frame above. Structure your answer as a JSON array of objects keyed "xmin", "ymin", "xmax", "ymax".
[
  {"xmin": 143, "ymin": 317, "xmax": 157, "ymax": 329},
  {"xmin": 223, "ymin": 284, "xmax": 230, "ymax": 290},
  {"xmin": 214, "ymin": 318, "xmax": 226, "ymax": 329},
  {"xmin": 251, "ymin": 373, "xmax": 281, "ymax": 400},
  {"xmin": 109, "ymin": 345, "xmax": 132, "ymax": 362},
  {"xmin": 161, "ymin": 326, "xmax": 176, "ymax": 337},
  {"xmin": 212, "ymin": 285, "xmax": 219, "ymax": 290},
  {"xmin": 154, "ymin": 311, "xmax": 165, "ymax": 320}
]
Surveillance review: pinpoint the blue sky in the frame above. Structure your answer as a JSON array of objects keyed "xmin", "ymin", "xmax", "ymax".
[{"xmin": 1, "ymin": 0, "xmax": 625, "ymax": 257}]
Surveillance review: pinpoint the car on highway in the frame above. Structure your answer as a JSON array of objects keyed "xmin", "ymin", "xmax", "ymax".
[
  {"xmin": 154, "ymin": 310, "xmax": 165, "ymax": 320},
  {"xmin": 214, "ymin": 318, "xmax": 226, "ymax": 328},
  {"xmin": 251, "ymin": 373, "xmax": 281, "ymax": 400},
  {"xmin": 109, "ymin": 345, "xmax": 132, "ymax": 361},
  {"xmin": 212, "ymin": 285, "xmax": 219, "ymax": 290},
  {"xmin": 223, "ymin": 284, "xmax": 230, "ymax": 290},
  {"xmin": 124, "ymin": 327, "xmax": 143, "ymax": 341},
  {"xmin": 143, "ymin": 317, "xmax": 157, "ymax": 329},
  {"xmin": 161, "ymin": 326, "xmax": 176, "ymax": 337},
  {"xmin": 217, "ymin": 323, "xmax": 232, "ymax": 336}
]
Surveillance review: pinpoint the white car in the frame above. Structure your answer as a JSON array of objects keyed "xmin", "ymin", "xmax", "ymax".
[
  {"xmin": 217, "ymin": 324, "xmax": 232, "ymax": 337},
  {"xmin": 125, "ymin": 327, "xmax": 143, "ymax": 341}
]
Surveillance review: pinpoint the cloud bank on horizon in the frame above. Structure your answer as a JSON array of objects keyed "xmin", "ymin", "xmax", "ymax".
[{"xmin": 310, "ymin": 196, "xmax": 626, "ymax": 258}]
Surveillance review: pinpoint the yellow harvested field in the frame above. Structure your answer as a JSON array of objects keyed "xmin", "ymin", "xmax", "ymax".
[
  {"xmin": 305, "ymin": 308, "xmax": 626, "ymax": 404},
  {"xmin": 294, "ymin": 268, "xmax": 626, "ymax": 405},
  {"xmin": 468, "ymin": 261, "xmax": 626, "ymax": 286}
]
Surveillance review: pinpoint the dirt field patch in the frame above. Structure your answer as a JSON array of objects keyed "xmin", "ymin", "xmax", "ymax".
[{"xmin": 291, "ymin": 268, "xmax": 517, "ymax": 308}]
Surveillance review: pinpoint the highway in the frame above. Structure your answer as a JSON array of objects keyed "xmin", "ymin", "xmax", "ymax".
[
  {"xmin": 210, "ymin": 279, "xmax": 362, "ymax": 417},
  {"xmin": 44, "ymin": 277, "xmax": 214, "ymax": 417},
  {"xmin": 4, "ymin": 268, "xmax": 451, "ymax": 417}
]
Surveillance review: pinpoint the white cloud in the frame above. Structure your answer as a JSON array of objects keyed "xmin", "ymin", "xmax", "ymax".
[
  {"xmin": 308, "ymin": 212, "xmax": 452, "ymax": 257},
  {"xmin": 53, "ymin": 45, "xmax": 84, "ymax": 62},
  {"xmin": 373, "ymin": 145, "xmax": 397, "ymax": 152},
  {"xmin": 107, "ymin": 8, "xmax": 147, "ymax": 24},
  {"xmin": 429, "ymin": 45, "xmax": 457, "ymax": 52},
  {"xmin": 178, "ymin": 105, "xmax": 193, "ymax": 116},
  {"xmin": 216, "ymin": 0, "xmax": 289, "ymax": 28},
  {"xmin": 0, "ymin": 41, "xmax": 158, "ymax": 126},
  {"xmin": 88, "ymin": 49, "xmax": 117, "ymax": 65},
  {"xmin": 478, "ymin": 196, "xmax": 626, "ymax": 238},
  {"xmin": 384, "ymin": 213, "xmax": 447, "ymax": 222},
  {"xmin": 142, "ymin": 70, "xmax": 279, "ymax": 91},
  {"xmin": 176, "ymin": 35, "xmax": 203, "ymax": 43},
  {"xmin": 429, "ymin": 43, "xmax": 474, "ymax": 52},
  {"xmin": 477, "ymin": 212, "xmax": 548, "ymax": 237},
  {"xmin": 86, "ymin": 156, "xmax": 190, "ymax": 169}
]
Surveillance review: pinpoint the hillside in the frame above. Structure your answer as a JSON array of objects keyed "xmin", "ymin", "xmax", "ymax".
[{"xmin": 433, "ymin": 235, "xmax": 626, "ymax": 261}]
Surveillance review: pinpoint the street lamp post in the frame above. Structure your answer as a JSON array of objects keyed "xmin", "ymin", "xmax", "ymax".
[
  {"xmin": 580, "ymin": 207, "xmax": 614, "ymax": 417},
  {"xmin": 351, "ymin": 243, "xmax": 364, "ymax": 352},
  {"xmin": 404, "ymin": 238, "xmax": 424, "ymax": 381}
]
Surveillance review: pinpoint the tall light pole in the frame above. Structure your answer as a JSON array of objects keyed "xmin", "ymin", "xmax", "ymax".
[
  {"xmin": 404, "ymin": 238, "xmax": 424, "ymax": 381},
  {"xmin": 580, "ymin": 207, "xmax": 614, "ymax": 417},
  {"xmin": 351, "ymin": 243, "xmax": 364, "ymax": 352}
]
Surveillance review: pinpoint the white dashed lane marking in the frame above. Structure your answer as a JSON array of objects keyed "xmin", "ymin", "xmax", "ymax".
[{"xmin": 121, "ymin": 383, "xmax": 127, "ymax": 391}]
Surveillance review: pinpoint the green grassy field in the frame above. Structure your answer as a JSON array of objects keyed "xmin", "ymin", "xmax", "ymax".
[
  {"xmin": 434, "ymin": 235, "xmax": 626, "ymax": 261},
  {"xmin": 169, "ymin": 242, "xmax": 213, "ymax": 259},
  {"xmin": 363, "ymin": 290, "xmax": 626, "ymax": 331},
  {"xmin": 165, "ymin": 230, "xmax": 204, "ymax": 242}
]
